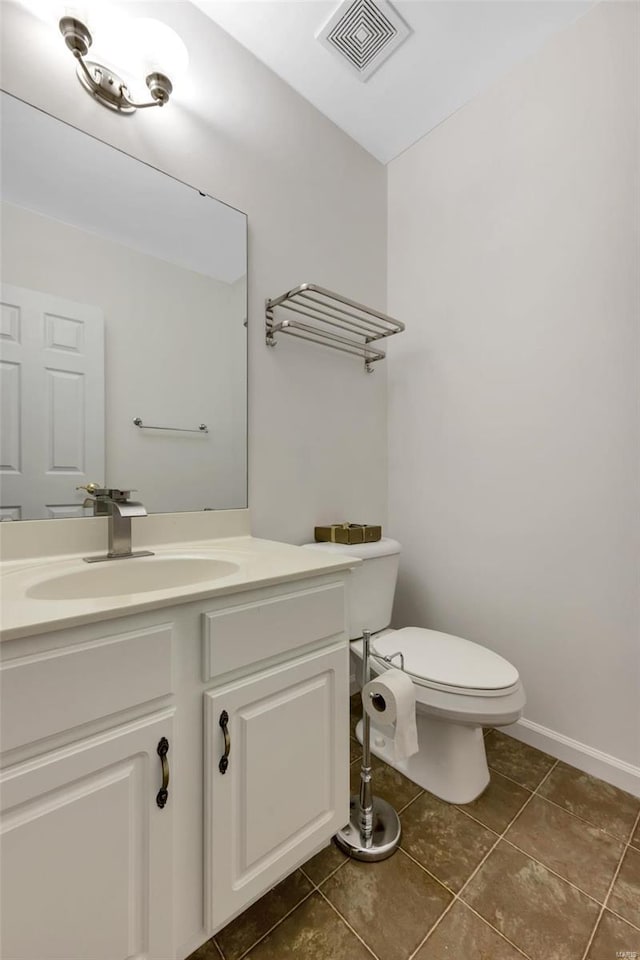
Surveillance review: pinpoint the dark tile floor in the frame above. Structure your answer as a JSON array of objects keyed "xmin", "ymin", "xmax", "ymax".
[{"xmin": 190, "ymin": 694, "xmax": 640, "ymax": 960}]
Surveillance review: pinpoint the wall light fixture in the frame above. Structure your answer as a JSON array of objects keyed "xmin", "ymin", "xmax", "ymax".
[{"xmin": 59, "ymin": 15, "xmax": 188, "ymax": 113}]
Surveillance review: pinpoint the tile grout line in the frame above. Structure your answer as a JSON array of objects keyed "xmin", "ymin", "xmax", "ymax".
[
  {"xmin": 528, "ymin": 790, "xmax": 640, "ymax": 845},
  {"xmin": 397, "ymin": 845, "xmax": 458, "ymax": 895},
  {"xmin": 486, "ymin": 749, "xmax": 563, "ymax": 793},
  {"xmin": 517, "ymin": 755, "xmax": 640, "ymax": 845},
  {"xmin": 319, "ymin": 833, "xmax": 529, "ymax": 960},
  {"xmin": 315, "ymin": 886, "xmax": 381, "ymax": 960},
  {"xmin": 395, "ymin": 842, "xmax": 533, "ymax": 956},
  {"xmin": 579, "ymin": 806, "xmax": 640, "ymax": 960},
  {"xmin": 317, "ymin": 854, "xmax": 527, "ymax": 960},
  {"xmin": 302, "ymin": 850, "xmax": 384, "ymax": 960},
  {"xmin": 451, "ymin": 790, "xmax": 619, "ymax": 910},
  {"xmin": 299, "ymin": 856, "xmax": 348, "ymax": 888},
  {"xmin": 621, "ymin": 812, "xmax": 640, "ymax": 851},
  {"xmin": 230, "ymin": 887, "xmax": 317, "ymax": 960},
  {"xmin": 452, "ymin": 804, "xmax": 511, "ymax": 838},
  {"xmin": 499, "ymin": 836, "xmax": 605, "ymax": 907},
  {"xmin": 458, "ymin": 775, "xmax": 638, "ymax": 849},
  {"xmin": 605, "ymin": 906, "xmax": 640, "ymax": 935},
  {"xmin": 485, "ymin": 764, "xmax": 549, "ymax": 793},
  {"xmin": 405, "ymin": 759, "xmax": 560, "ymax": 960},
  {"xmin": 212, "ymin": 938, "xmax": 225, "ymax": 960},
  {"xmin": 402, "ymin": 863, "xmax": 527, "ymax": 960},
  {"xmin": 397, "ymin": 789, "xmax": 425, "ymax": 815},
  {"xmin": 463, "ymin": 901, "xmax": 532, "ymax": 959}
]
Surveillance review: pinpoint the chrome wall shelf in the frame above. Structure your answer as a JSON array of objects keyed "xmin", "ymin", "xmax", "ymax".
[{"xmin": 265, "ymin": 283, "xmax": 404, "ymax": 373}]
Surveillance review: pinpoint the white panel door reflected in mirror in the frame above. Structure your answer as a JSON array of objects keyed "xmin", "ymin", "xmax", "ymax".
[
  {"xmin": 0, "ymin": 284, "xmax": 105, "ymax": 520},
  {"xmin": 0, "ymin": 92, "xmax": 247, "ymax": 520}
]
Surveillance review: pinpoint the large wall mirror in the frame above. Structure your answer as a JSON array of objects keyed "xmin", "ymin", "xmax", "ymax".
[{"xmin": 0, "ymin": 93, "xmax": 247, "ymax": 521}]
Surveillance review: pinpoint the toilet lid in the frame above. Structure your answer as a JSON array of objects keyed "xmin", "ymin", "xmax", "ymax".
[{"xmin": 373, "ymin": 627, "xmax": 519, "ymax": 693}]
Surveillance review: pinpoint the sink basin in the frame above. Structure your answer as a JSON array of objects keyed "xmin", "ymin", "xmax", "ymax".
[{"xmin": 26, "ymin": 556, "xmax": 240, "ymax": 600}]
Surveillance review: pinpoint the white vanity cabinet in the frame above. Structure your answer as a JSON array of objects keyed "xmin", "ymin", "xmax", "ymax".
[
  {"xmin": 1, "ymin": 711, "xmax": 175, "ymax": 960},
  {"xmin": 0, "ymin": 620, "xmax": 177, "ymax": 960},
  {"xmin": 204, "ymin": 642, "xmax": 348, "ymax": 929},
  {"xmin": 0, "ymin": 565, "xmax": 352, "ymax": 960}
]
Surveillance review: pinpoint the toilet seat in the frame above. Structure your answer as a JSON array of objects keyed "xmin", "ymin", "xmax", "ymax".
[
  {"xmin": 370, "ymin": 627, "xmax": 520, "ymax": 698},
  {"xmin": 351, "ymin": 627, "xmax": 526, "ymax": 728}
]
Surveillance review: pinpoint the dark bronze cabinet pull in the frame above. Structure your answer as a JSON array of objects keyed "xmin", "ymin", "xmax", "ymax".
[
  {"xmin": 219, "ymin": 711, "xmax": 230, "ymax": 774},
  {"xmin": 156, "ymin": 737, "xmax": 170, "ymax": 808}
]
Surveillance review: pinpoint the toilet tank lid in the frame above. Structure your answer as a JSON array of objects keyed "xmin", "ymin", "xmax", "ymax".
[{"xmin": 301, "ymin": 538, "xmax": 401, "ymax": 559}]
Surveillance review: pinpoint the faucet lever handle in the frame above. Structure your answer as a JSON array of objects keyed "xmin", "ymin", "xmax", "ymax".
[{"xmin": 107, "ymin": 488, "xmax": 138, "ymax": 502}]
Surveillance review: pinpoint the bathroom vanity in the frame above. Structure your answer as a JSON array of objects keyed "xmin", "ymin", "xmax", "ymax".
[
  {"xmin": 0, "ymin": 90, "xmax": 357, "ymax": 960},
  {"xmin": 0, "ymin": 531, "xmax": 357, "ymax": 960}
]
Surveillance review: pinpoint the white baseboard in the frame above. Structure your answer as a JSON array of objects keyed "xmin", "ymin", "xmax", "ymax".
[{"xmin": 504, "ymin": 717, "xmax": 640, "ymax": 799}]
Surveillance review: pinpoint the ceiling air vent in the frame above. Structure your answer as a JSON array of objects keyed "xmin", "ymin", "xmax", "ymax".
[{"xmin": 316, "ymin": 0, "xmax": 411, "ymax": 82}]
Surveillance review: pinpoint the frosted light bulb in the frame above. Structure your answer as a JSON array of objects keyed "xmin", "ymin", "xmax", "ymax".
[
  {"xmin": 85, "ymin": 7, "xmax": 132, "ymax": 74},
  {"xmin": 129, "ymin": 18, "xmax": 189, "ymax": 81}
]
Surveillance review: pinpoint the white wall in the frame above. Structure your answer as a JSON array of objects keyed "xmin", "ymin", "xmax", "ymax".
[
  {"xmin": 388, "ymin": 2, "xmax": 639, "ymax": 779},
  {"xmin": 0, "ymin": 0, "xmax": 387, "ymax": 545},
  {"xmin": 2, "ymin": 201, "xmax": 246, "ymax": 513}
]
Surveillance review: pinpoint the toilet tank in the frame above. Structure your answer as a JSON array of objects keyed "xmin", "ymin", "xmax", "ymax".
[{"xmin": 301, "ymin": 538, "xmax": 401, "ymax": 639}]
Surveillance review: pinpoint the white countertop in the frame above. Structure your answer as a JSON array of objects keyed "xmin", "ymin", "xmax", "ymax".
[{"xmin": 0, "ymin": 536, "xmax": 360, "ymax": 642}]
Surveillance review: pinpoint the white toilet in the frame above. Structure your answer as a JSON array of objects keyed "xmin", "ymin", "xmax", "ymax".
[{"xmin": 304, "ymin": 538, "xmax": 526, "ymax": 804}]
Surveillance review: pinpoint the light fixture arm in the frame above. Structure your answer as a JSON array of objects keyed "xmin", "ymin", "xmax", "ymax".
[{"xmin": 59, "ymin": 17, "xmax": 174, "ymax": 114}]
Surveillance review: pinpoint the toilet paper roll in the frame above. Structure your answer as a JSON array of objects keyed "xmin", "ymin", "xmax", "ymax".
[{"xmin": 363, "ymin": 668, "xmax": 419, "ymax": 760}]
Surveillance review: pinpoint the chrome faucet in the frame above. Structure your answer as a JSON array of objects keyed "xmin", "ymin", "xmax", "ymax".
[{"xmin": 77, "ymin": 484, "xmax": 154, "ymax": 562}]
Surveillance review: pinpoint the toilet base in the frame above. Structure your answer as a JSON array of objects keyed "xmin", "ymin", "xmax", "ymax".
[{"xmin": 355, "ymin": 712, "xmax": 490, "ymax": 804}]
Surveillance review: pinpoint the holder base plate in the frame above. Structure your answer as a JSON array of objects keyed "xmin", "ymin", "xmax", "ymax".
[
  {"xmin": 334, "ymin": 795, "xmax": 401, "ymax": 862},
  {"xmin": 77, "ymin": 60, "xmax": 135, "ymax": 113}
]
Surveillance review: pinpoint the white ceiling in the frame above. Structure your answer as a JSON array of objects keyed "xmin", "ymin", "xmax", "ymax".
[{"xmin": 194, "ymin": 0, "xmax": 594, "ymax": 164}]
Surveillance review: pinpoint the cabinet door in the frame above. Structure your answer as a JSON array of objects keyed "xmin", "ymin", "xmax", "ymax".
[
  {"xmin": 204, "ymin": 643, "xmax": 349, "ymax": 931},
  {"xmin": 0, "ymin": 710, "xmax": 174, "ymax": 960}
]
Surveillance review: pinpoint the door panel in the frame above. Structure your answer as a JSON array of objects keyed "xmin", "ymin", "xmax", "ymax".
[
  {"xmin": 204, "ymin": 644, "xmax": 349, "ymax": 932},
  {"xmin": 0, "ymin": 359, "xmax": 20, "ymax": 472},
  {"xmin": 46, "ymin": 367, "xmax": 86, "ymax": 472},
  {"xmin": 0, "ymin": 284, "xmax": 104, "ymax": 519},
  {"xmin": 0, "ymin": 710, "xmax": 174, "ymax": 960},
  {"xmin": 243, "ymin": 673, "xmax": 333, "ymax": 865}
]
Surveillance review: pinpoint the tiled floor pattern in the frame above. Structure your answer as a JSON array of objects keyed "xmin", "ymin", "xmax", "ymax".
[{"xmin": 190, "ymin": 695, "xmax": 640, "ymax": 960}]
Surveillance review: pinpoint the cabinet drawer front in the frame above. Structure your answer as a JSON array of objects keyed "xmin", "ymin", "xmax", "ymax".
[
  {"xmin": 1, "ymin": 624, "xmax": 173, "ymax": 752},
  {"xmin": 202, "ymin": 582, "xmax": 345, "ymax": 681}
]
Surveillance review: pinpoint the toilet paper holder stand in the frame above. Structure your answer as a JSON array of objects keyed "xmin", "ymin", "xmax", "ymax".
[{"xmin": 334, "ymin": 629, "xmax": 402, "ymax": 862}]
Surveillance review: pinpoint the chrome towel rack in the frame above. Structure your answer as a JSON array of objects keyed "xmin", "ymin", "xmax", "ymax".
[
  {"xmin": 133, "ymin": 417, "xmax": 208, "ymax": 434},
  {"xmin": 265, "ymin": 283, "xmax": 405, "ymax": 373}
]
